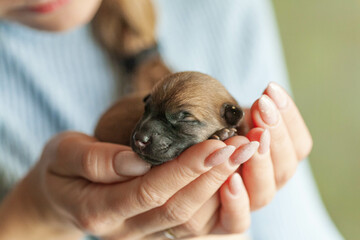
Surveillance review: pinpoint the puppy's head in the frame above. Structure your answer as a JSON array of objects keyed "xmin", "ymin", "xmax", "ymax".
[{"xmin": 131, "ymin": 71, "xmax": 244, "ymax": 165}]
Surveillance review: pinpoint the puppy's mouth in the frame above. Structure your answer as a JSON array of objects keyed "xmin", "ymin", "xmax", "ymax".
[
  {"xmin": 136, "ymin": 151, "xmax": 173, "ymax": 166},
  {"xmin": 153, "ymin": 144, "xmax": 172, "ymax": 153},
  {"xmin": 132, "ymin": 142, "xmax": 176, "ymax": 165}
]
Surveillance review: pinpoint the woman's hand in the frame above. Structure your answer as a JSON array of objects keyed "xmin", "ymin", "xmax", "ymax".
[
  {"xmin": 163, "ymin": 83, "xmax": 313, "ymax": 239},
  {"xmin": 0, "ymin": 82, "xmax": 312, "ymax": 240},
  {"xmin": 0, "ymin": 131, "xmax": 258, "ymax": 240},
  {"xmin": 239, "ymin": 82, "xmax": 313, "ymax": 211},
  {"xmin": 0, "ymin": 132, "xmax": 152, "ymax": 240},
  {"xmin": 158, "ymin": 137, "xmax": 257, "ymax": 239}
]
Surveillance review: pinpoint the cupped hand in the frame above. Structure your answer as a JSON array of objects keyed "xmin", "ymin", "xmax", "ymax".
[
  {"xmin": 124, "ymin": 82, "xmax": 313, "ymax": 239},
  {"xmin": 136, "ymin": 137, "xmax": 258, "ymax": 239},
  {"xmin": 2, "ymin": 83, "xmax": 311, "ymax": 240},
  {"xmin": 13, "ymin": 131, "xmax": 258, "ymax": 240},
  {"xmin": 167, "ymin": 83, "xmax": 313, "ymax": 239},
  {"xmin": 237, "ymin": 82, "xmax": 313, "ymax": 211}
]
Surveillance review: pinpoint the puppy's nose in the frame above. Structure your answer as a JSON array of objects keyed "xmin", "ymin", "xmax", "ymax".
[{"xmin": 134, "ymin": 132, "xmax": 151, "ymax": 150}]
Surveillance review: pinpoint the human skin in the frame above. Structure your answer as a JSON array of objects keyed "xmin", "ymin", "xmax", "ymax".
[
  {"xmin": 0, "ymin": 83, "xmax": 312, "ymax": 239},
  {"xmin": 0, "ymin": 1, "xmax": 313, "ymax": 238},
  {"xmin": 0, "ymin": 0, "xmax": 102, "ymax": 31},
  {"xmin": 0, "ymin": 132, "xmax": 259, "ymax": 239}
]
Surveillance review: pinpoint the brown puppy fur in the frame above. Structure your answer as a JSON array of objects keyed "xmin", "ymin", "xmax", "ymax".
[
  {"xmin": 95, "ymin": 71, "xmax": 247, "ymax": 165},
  {"xmin": 93, "ymin": 0, "xmax": 172, "ymax": 94}
]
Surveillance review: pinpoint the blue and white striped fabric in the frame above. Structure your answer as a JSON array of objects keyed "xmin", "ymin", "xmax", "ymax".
[
  {"xmin": 0, "ymin": 22, "xmax": 120, "ymax": 196},
  {"xmin": 0, "ymin": 0, "xmax": 343, "ymax": 239}
]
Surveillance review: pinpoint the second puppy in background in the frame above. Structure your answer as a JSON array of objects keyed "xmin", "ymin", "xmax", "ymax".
[{"xmin": 95, "ymin": 71, "xmax": 248, "ymax": 165}]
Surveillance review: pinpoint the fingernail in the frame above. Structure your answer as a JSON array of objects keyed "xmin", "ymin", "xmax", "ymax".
[
  {"xmin": 230, "ymin": 141, "xmax": 260, "ymax": 165},
  {"xmin": 259, "ymin": 129, "xmax": 270, "ymax": 154},
  {"xmin": 258, "ymin": 95, "xmax": 279, "ymax": 126},
  {"xmin": 114, "ymin": 151, "xmax": 151, "ymax": 176},
  {"xmin": 267, "ymin": 82, "xmax": 288, "ymax": 109},
  {"xmin": 205, "ymin": 145, "xmax": 236, "ymax": 167},
  {"xmin": 229, "ymin": 173, "xmax": 242, "ymax": 196}
]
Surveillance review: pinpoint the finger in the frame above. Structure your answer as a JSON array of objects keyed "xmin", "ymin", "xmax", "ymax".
[
  {"xmin": 106, "ymin": 140, "xmax": 229, "ymax": 220},
  {"xmin": 242, "ymin": 128, "xmax": 276, "ymax": 211},
  {"xmin": 251, "ymin": 95, "xmax": 298, "ymax": 188},
  {"xmin": 170, "ymin": 194, "xmax": 220, "ymax": 238},
  {"xmin": 243, "ymin": 108, "xmax": 253, "ymax": 129},
  {"xmin": 223, "ymin": 135, "xmax": 251, "ymax": 148},
  {"xmin": 48, "ymin": 132, "xmax": 151, "ymax": 183},
  {"xmin": 212, "ymin": 173, "xmax": 250, "ymax": 234},
  {"xmin": 264, "ymin": 82, "xmax": 313, "ymax": 160},
  {"xmin": 123, "ymin": 139, "xmax": 259, "ymax": 238}
]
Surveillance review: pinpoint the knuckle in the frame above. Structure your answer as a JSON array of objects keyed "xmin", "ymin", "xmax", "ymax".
[
  {"xmin": 175, "ymin": 160, "xmax": 201, "ymax": 181},
  {"xmin": 297, "ymin": 137, "xmax": 313, "ymax": 160},
  {"xmin": 82, "ymin": 143, "xmax": 101, "ymax": 181},
  {"xmin": 236, "ymin": 217, "xmax": 251, "ymax": 233},
  {"xmin": 221, "ymin": 212, "xmax": 251, "ymax": 234},
  {"xmin": 138, "ymin": 179, "xmax": 167, "ymax": 208},
  {"xmin": 181, "ymin": 219, "xmax": 204, "ymax": 236},
  {"xmin": 50, "ymin": 133, "xmax": 77, "ymax": 159},
  {"xmin": 202, "ymin": 169, "xmax": 228, "ymax": 189},
  {"xmin": 251, "ymin": 192, "xmax": 275, "ymax": 211},
  {"xmin": 287, "ymin": 110, "xmax": 298, "ymax": 126},
  {"xmin": 209, "ymin": 169, "xmax": 228, "ymax": 184},
  {"xmin": 271, "ymin": 131, "xmax": 288, "ymax": 146},
  {"xmin": 106, "ymin": 198, "xmax": 126, "ymax": 219},
  {"xmin": 275, "ymin": 167, "xmax": 296, "ymax": 187},
  {"xmin": 162, "ymin": 202, "xmax": 193, "ymax": 225},
  {"xmin": 76, "ymin": 211, "xmax": 107, "ymax": 234}
]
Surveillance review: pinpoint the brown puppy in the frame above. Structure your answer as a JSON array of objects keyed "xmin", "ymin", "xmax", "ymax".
[{"xmin": 95, "ymin": 71, "xmax": 247, "ymax": 165}]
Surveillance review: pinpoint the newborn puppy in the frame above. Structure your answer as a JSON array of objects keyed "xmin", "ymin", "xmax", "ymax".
[{"xmin": 95, "ymin": 71, "xmax": 247, "ymax": 165}]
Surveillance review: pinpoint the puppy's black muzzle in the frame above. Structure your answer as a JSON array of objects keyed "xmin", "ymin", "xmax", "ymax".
[
  {"xmin": 131, "ymin": 119, "xmax": 176, "ymax": 165},
  {"xmin": 133, "ymin": 132, "xmax": 151, "ymax": 150}
]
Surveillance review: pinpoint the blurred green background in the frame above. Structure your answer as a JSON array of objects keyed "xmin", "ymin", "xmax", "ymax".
[{"xmin": 272, "ymin": 0, "xmax": 360, "ymax": 239}]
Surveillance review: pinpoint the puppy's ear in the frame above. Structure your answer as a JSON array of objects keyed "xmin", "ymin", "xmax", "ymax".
[
  {"xmin": 143, "ymin": 94, "xmax": 151, "ymax": 103},
  {"xmin": 221, "ymin": 104, "xmax": 244, "ymax": 126}
]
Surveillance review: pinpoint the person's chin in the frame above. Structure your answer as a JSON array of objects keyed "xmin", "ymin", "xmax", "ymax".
[
  {"xmin": 5, "ymin": 0, "xmax": 101, "ymax": 32},
  {"xmin": 16, "ymin": 19, "xmax": 84, "ymax": 32},
  {"xmin": 6, "ymin": 12, "xmax": 90, "ymax": 32}
]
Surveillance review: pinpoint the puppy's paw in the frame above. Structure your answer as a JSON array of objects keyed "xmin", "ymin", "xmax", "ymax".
[{"xmin": 210, "ymin": 127, "xmax": 237, "ymax": 141}]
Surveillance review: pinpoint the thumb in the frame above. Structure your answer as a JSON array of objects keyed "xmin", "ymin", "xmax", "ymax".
[{"xmin": 47, "ymin": 132, "xmax": 151, "ymax": 183}]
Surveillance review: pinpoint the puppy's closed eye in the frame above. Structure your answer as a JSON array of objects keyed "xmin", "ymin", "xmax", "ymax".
[
  {"xmin": 177, "ymin": 111, "xmax": 198, "ymax": 122},
  {"xmin": 166, "ymin": 111, "xmax": 198, "ymax": 125}
]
